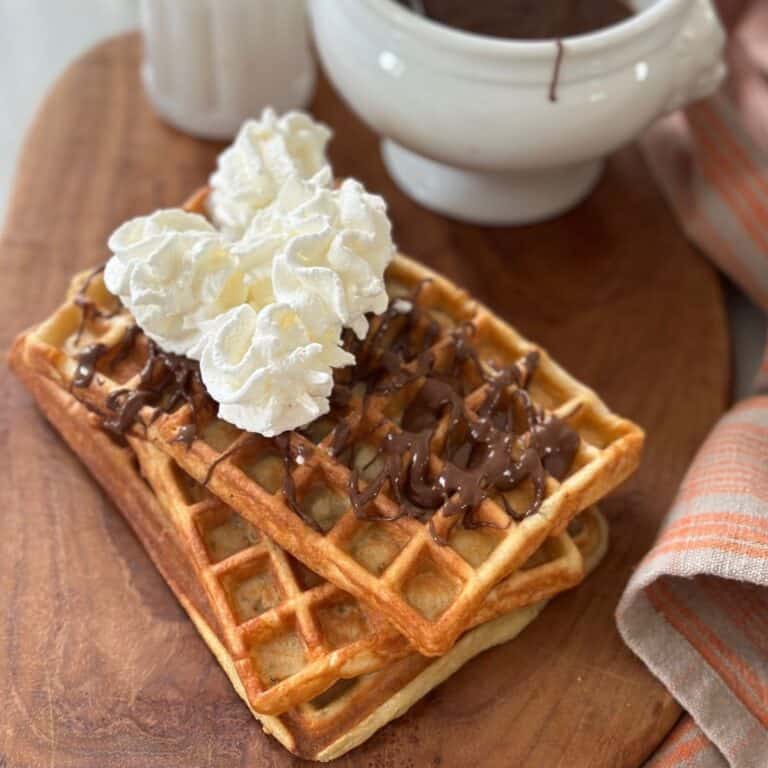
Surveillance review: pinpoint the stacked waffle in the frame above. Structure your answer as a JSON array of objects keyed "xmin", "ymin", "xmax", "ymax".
[{"xmin": 10, "ymin": 181, "xmax": 642, "ymax": 757}]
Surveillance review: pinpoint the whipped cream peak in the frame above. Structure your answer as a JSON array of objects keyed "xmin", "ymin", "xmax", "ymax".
[
  {"xmin": 109, "ymin": 208, "xmax": 216, "ymax": 242},
  {"xmin": 200, "ymin": 302, "xmax": 353, "ymax": 436},
  {"xmin": 239, "ymin": 175, "xmax": 395, "ymax": 339},
  {"xmin": 103, "ymin": 110, "xmax": 396, "ymax": 437},
  {"xmin": 105, "ymin": 209, "xmax": 245, "ymax": 357},
  {"xmin": 209, "ymin": 108, "xmax": 332, "ymax": 238}
]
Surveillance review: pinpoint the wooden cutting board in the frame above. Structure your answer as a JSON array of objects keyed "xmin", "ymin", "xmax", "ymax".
[{"xmin": 0, "ymin": 33, "xmax": 729, "ymax": 768}]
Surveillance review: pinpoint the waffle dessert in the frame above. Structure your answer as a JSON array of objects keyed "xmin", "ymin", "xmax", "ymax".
[
  {"xmin": 151, "ymin": 197, "xmax": 643, "ymax": 657},
  {"xmin": 6, "ymin": 350, "xmax": 608, "ymax": 759},
  {"xmin": 16, "ymin": 184, "xmax": 641, "ymax": 657},
  {"xmin": 8, "ymin": 185, "xmax": 631, "ymax": 754},
  {"xmin": 12, "ymin": 266, "xmax": 606, "ymax": 717},
  {"xmin": 12, "ymin": 203, "xmax": 642, "ymax": 661}
]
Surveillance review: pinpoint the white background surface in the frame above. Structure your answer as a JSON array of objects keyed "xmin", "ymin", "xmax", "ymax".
[{"xmin": 0, "ymin": 0, "xmax": 764, "ymax": 398}]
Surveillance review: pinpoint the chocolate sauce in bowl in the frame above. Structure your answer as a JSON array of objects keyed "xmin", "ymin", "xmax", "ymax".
[
  {"xmin": 397, "ymin": 0, "xmax": 634, "ymax": 40},
  {"xmin": 396, "ymin": 2, "xmax": 635, "ymax": 103}
]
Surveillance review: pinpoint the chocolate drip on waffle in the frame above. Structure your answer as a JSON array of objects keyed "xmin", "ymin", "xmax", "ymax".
[
  {"xmin": 72, "ymin": 343, "xmax": 110, "ymax": 388},
  {"xmin": 276, "ymin": 434, "xmax": 322, "ymax": 531},
  {"xmin": 343, "ymin": 321, "xmax": 580, "ymax": 541},
  {"xmin": 73, "ymin": 264, "xmax": 120, "ymax": 342},
  {"xmin": 336, "ymin": 282, "xmax": 441, "ymax": 403},
  {"xmin": 71, "ymin": 278, "xmax": 580, "ymax": 541},
  {"xmin": 199, "ymin": 432, "xmax": 317, "ymax": 528},
  {"xmin": 107, "ymin": 341, "xmax": 207, "ymax": 440},
  {"xmin": 73, "ymin": 318, "xmax": 210, "ymax": 445}
]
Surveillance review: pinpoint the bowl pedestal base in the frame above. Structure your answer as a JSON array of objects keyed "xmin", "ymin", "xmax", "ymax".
[{"xmin": 382, "ymin": 139, "xmax": 604, "ymax": 226}]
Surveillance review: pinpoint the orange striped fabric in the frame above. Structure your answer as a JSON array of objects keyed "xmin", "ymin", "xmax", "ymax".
[
  {"xmin": 619, "ymin": 398, "xmax": 768, "ymax": 768},
  {"xmin": 618, "ymin": 5, "xmax": 768, "ymax": 767},
  {"xmin": 646, "ymin": 716, "xmax": 723, "ymax": 768}
]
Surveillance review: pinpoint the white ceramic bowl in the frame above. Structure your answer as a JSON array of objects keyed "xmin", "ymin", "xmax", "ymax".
[{"xmin": 309, "ymin": 0, "xmax": 725, "ymax": 224}]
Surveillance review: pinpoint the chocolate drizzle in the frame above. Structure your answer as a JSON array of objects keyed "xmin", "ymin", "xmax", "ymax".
[
  {"xmin": 275, "ymin": 434, "xmax": 321, "ymax": 531},
  {"xmin": 172, "ymin": 424, "xmax": 198, "ymax": 448},
  {"xmin": 72, "ymin": 343, "xmax": 109, "ymax": 388},
  {"xmin": 341, "ymin": 307, "xmax": 580, "ymax": 542},
  {"xmin": 200, "ymin": 432, "xmax": 315, "ymax": 526},
  {"xmin": 330, "ymin": 419, "xmax": 352, "ymax": 458},
  {"xmin": 322, "ymin": 282, "xmax": 441, "ymax": 458},
  {"xmin": 69, "ymin": 275, "xmax": 580, "ymax": 544},
  {"xmin": 532, "ymin": 409, "xmax": 581, "ymax": 480},
  {"xmin": 106, "ymin": 340, "xmax": 205, "ymax": 440},
  {"xmin": 549, "ymin": 40, "xmax": 565, "ymax": 102},
  {"xmin": 349, "ymin": 427, "xmax": 440, "ymax": 522},
  {"xmin": 341, "ymin": 282, "xmax": 441, "ymax": 398},
  {"xmin": 73, "ymin": 312, "xmax": 211, "ymax": 445},
  {"xmin": 74, "ymin": 264, "xmax": 119, "ymax": 342},
  {"xmin": 110, "ymin": 323, "xmax": 142, "ymax": 370},
  {"xmin": 201, "ymin": 436, "xmax": 255, "ymax": 486}
]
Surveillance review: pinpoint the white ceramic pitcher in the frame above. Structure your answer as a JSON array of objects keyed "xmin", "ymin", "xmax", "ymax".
[{"xmin": 141, "ymin": 0, "xmax": 316, "ymax": 140}]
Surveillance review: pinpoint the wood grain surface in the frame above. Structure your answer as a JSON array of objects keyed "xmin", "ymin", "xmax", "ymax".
[{"xmin": 0, "ymin": 33, "xmax": 730, "ymax": 768}]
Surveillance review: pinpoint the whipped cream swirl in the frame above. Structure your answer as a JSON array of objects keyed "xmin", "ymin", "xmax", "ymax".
[
  {"xmin": 104, "ymin": 210, "xmax": 245, "ymax": 357},
  {"xmin": 242, "ymin": 176, "xmax": 394, "ymax": 339},
  {"xmin": 200, "ymin": 303, "xmax": 353, "ymax": 436},
  {"xmin": 104, "ymin": 110, "xmax": 395, "ymax": 436},
  {"xmin": 209, "ymin": 108, "xmax": 332, "ymax": 239}
]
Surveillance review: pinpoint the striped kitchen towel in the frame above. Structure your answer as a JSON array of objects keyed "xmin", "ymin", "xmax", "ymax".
[{"xmin": 617, "ymin": 3, "xmax": 768, "ymax": 767}]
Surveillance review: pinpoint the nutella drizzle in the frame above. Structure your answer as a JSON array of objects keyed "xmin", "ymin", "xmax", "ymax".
[
  {"xmin": 330, "ymin": 419, "xmax": 352, "ymax": 458},
  {"xmin": 342, "ymin": 312, "xmax": 579, "ymax": 543},
  {"xmin": 172, "ymin": 423, "xmax": 198, "ymax": 448},
  {"xmin": 549, "ymin": 40, "xmax": 565, "ymax": 103},
  {"xmin": 72, "ymin": 343, "xmax": 109, "ymax": 388},
  {"xmin": 109, "ymin": 323, "xmax": 142, "ymax": 370},
  {"xmin": 342, "ymin": 281, "xmax": 440, "ymax": 398},
  {"xmin": 74, "ymin": 264, "xmax": 119, "ymax": 342},
  {"xmin": 343, "ymin": 313, "xmax": 580, "ymax": 541},
  {"xmin": 201, "ymin": 436, "xmax": 255, "ymax": 486},
  {"xmin": 71, "ymin": 277, "xmax": 580, "ymax": 543},
  {"xmin": 200, "ymin": 433, "xmax": 316, "ymax": 529},
  {"xmin": 73, "ymin": 312, "xmax": 210, "ymax": 446},
  {"xmin": 275, "ymin": 434, "xmax": 322, "ymax": 531},
  {"xmin": 532, "ymin": 408, "xmax": 581, "ymax": 480}
]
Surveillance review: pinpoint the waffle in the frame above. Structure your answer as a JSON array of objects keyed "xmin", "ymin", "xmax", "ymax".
[
  {"xmin": 14, "ymin": 196, "xmax": 642, "ymax": 656},
  {"xmin": 6, "ymin": 350, "xmax": 609, "ymax": 759},
  {"xmin": 129, "ymin": 433, "xmax": 592, "ymax": 715},
  {"xmin": 9, "ymin": 268, "xmax": 594, "ymax": 716}
]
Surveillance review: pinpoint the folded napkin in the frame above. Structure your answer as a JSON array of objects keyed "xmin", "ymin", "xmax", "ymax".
[{"xmin": 617, "ymin": 4, "xmax": 768, "ymax": 767}]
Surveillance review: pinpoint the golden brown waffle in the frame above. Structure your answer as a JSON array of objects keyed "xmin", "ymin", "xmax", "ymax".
[
  {"xmin": 16, "ymin": 226, "xmax": 641, "ymax": 656},
  {"xmin": 10, "ymin": 265, "xmax": 595, "ymax": 715},
  {"xmin": 6, "ymin": 345, "xmax": 609, "ymax": 759},
  {"xmin": 129, "ymin": 434, "xmax": 590, "ymax": 715}
]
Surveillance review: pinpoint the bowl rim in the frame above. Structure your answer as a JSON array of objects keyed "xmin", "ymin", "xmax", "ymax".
[{"xmin": 363, "ymin": 0, "xmax": 688, "ymax": 57}]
